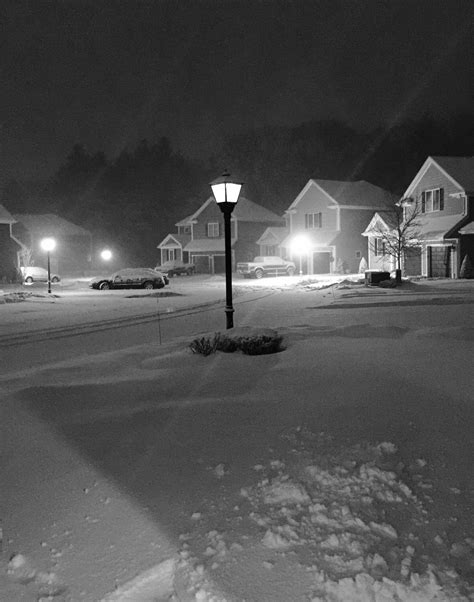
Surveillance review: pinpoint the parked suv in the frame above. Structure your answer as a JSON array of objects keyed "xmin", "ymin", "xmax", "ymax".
[{"xmin": 21, "ymin": 266, "xmax": 61, "ymax": 284}]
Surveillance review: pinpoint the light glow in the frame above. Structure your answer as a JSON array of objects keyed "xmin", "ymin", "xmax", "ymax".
[
  {"xmin": 101, "ymin": 249, "xmax": 113, "ymax": 261},
  {"xmin": 290, "ymin": 234, "xmax": 311, "ymax": 255},
  {"xmin": 40, "ymin": 237, "xmax": 56, "ymax": 252}
]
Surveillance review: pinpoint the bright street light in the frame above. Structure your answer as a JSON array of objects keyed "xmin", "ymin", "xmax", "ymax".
[
  {"xmin": 291, "ymin": 234, "xmax": 311, "ymax": 276},
  {"xmin": 40, "ymin": 237, "xmax": 56, "ymax": 293},
  {"xmin": 101, "ymin": 249, "xmax": 113, "ymax": 261},
  {"xmin": 210, "ymin": 170, "xmax": 243, "ymax": 329}
]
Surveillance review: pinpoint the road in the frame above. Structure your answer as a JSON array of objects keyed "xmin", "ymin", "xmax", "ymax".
[{"xmin": 1, "ymin": 275, "xmax": 474, "ymax": 380}]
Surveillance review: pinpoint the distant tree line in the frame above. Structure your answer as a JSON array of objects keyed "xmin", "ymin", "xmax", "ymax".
[{"xmin": 2, "ymin": 112, "xmax": 473, "ymax": 265}]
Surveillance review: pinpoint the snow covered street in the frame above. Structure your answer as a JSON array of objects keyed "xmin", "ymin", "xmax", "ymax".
[{"xmin": 1, "ymin": 276, "xmax": 473, "ymax": 601}]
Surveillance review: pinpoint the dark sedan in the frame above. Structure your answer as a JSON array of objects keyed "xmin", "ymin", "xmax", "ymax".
[{"xmin": 90, "ymin": 268, "xmax": 169, "ymax": 291}]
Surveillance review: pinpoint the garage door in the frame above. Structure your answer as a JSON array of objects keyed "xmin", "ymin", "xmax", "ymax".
[
  {"xmin": 192, "ymin": 255, "xmax": 211, "ymax": 274},
  {"xmin": 313, "ymin": 252, "xmax": 331, "ymax": 274},
  {"xmin": 213, "ymin": 255, "xmax": 226, "ymax": 274},
  {"xmin": 428, "ymin": 246, "xmax": 451, "ymax": 278}
]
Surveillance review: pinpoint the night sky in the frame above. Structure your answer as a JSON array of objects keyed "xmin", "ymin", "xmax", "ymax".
[{"xmin": 1, "ymin": 0, "xmax": 472, "ymax": 182}]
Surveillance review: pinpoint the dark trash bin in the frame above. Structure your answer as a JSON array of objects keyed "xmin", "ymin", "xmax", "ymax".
[{"xmin": 365, "ymin": 271, "xmax": 391, "ymax": 285}]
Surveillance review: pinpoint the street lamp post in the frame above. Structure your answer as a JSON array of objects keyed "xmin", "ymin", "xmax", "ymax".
[
  {"xmin": 40, "ymin": 237, "xmax": 56, "ymax": 294},
  {"xmin": 210, "ymin": 171, "xmax": 243, "ymax": 329}
]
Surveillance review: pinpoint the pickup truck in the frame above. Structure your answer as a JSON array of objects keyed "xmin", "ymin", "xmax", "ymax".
[{"xmin": 236, "ymin": 256, "xmax": 296, "ymax": 279}]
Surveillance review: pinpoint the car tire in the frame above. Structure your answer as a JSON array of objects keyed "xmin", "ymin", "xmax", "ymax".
[
  {"xmin": 143, "ymin": 281, "xmax": 154, "ymax": 290},
  {"xmin": 254, "ymin": 269, "xmax": 264, "ymax": 279},
  {"xmin": 25, "ymin": 276, "xmax": 33, "ymax": 283},
  {"xmin": 51, "ymin": 276, "xmax": 60, "ymax": 283},
  {"xmin": 287, "ymin": 267, "xmax": 295, "ymax": 276},
  {"xmin": 99, "ymin": 282, "xmax": 110, "ymax": 290}
]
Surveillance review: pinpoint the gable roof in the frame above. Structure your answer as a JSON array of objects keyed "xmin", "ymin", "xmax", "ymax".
[
  {"xmin": 189, "ymin": 196, "xmax": 283, "ymax": 224},
  {"xmin": 288, "ymin": 179, "xmax": 397, "ymax": 211},
  {"xmin": 362, "ymin": 211, "xmax": 399, "ymax": 236},
  {"xmin": 256, "ymin": 227, "xmax": 288, "ymax": 246},
  {"xmin": 157, "ymin": 233, "xmax": 191, "ymax": 248},
  {"xmin": 431, "ymin": 156, "xmax": 474, "ymax": 193},
  {"xmin": 13, "ymin": 214, "xmax": 91, "ymax": 236},
  {"xmin": 0, "ymin": 204, "xmax": 16, "ymax": 224},
  {"xmin": 404, "ymin": 156, "xmax": 474, "ymax": 197}
]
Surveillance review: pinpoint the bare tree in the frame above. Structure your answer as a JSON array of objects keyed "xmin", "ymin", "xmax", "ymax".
[{"xmin": 370, "ymin": 199, "xmax": 423, "ymax": 283}]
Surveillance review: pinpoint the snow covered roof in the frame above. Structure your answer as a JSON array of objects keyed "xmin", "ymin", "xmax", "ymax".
[
  {"xmin": 189, "ymin": 197, "xmax": 283, "ymax": 224},
  {"xmin": 157, "ymin": 233, "xmax": 191, "ymax": 248},
  {"xmin": 416, "ymin": 214, "xmax": 463, "ymax": 241},
  {"xmin": 256, "ymin": 227, "xmax": 289, "ymax": 246},
  {"xmin": 431, "ymin": 156, "xmax": 474, "ymax": 193},
  {"xmin": 459, "ymin": 221, "xmax": 474, "ymax": 235},
  {"xmin": 287, "ymin": 180, "xmax": 398, "ymax": 212},
  {"xmin": 0, "ymin": 204, "xmax": 16, "ymax": 224},
  {"xmin": 13, "ymin": 214, "xmax": 91, "ymax": 237}
]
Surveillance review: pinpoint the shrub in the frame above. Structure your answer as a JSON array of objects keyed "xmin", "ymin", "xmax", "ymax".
[
  {"xmin": 459, "ymin": 255, "xmax": 474, "ymax": 279},
  {"xmin": 189, "ymin": 332, "xmax": 284, "ymax": 356},
  {"xmin": 238, "ymin": 334, "xmax": 284, "ymax": 355},
  {"xmin": 189, "ymin": 334, "xmax": 220, "ymax": 356}
]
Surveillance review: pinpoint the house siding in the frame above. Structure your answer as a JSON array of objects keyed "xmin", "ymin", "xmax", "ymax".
[
  {"xmin": 336, "ymin": 209, "xmax": 376, "ymax": 273},
  {"xmin": 410, "ymin": 164, "xmax": 465, "ymax": 217},
  {"xmin": 291, "ymin": 186, "xmax": 339, "ymax": 232},
  {"xmin": 406, "ymin": 161, "xmax": 467, "ymax": 278}
]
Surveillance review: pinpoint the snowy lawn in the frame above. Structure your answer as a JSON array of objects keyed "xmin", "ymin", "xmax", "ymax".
[{"xmin": 0, "ymin": 276, "xmax": 473, "ymax": 601}]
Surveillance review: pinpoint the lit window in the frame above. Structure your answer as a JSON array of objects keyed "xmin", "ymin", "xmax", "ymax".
[{"xmin": 207, "ymin": 222, "xmax": 220, "ymax": 237}]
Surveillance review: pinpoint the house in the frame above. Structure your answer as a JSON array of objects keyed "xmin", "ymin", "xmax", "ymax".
[
  {"xmin": 157, "ymin": 197, "xmax": 284, "ymax": 273},
  {"xmin": 395, "ymin": 156, "xmax": 474, "ymax": 278},
  {"xmin": 278, "ymin": 179, "xmax": 398, "ymax": 274},
  {"xmin": 12, "ymin": 214, "xmax": 93, "ymax": 276},
  {"xmin": 0, "ymin": 204, "xmax": 25, "ymax": 282}
]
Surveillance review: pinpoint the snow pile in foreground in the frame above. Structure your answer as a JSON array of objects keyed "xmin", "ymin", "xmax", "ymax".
[
  {"xmin": 103, "ymin": 427, "xmax": 470, "ymax": 602},
  {"xmin": 6, "ymin": 428, "xmax": 472, "ymax": 601}
]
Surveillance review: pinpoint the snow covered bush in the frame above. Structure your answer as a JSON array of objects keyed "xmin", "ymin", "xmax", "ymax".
[
  {"xmin": 459, "ymin": 254, "xmax": 474, "ymax": 279},
  {"xmin": 189, "ymin": 332, "xmax": 284, "ymax": 356}
]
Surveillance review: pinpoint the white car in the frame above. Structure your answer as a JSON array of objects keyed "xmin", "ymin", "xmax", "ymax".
[{"xmin": 21, "ymin": 266, "xmax": 61, "ymax": 284}]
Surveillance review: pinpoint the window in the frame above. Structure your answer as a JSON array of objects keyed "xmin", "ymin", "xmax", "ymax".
[
  {"xmin": 355, "ymin": 251, "xmax": 361, "ymax": 259},
  {"xmin": 207, "ymin": 222, "xmax": 220, "ymax": 237},
  {"xmin": 421, "ymin": 188, "xmax": 444, "ymax": 213},
  {"xmin": 374, "ymin": 238, "xmax": 386, "ymax": 256},
  {"xmin": 305, "ymin": 212, "xmax": 322, "ymax": 229}
]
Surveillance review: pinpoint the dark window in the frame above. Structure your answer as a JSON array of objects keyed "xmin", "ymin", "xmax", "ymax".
[{"xmin": 305, "ymin": 212, "xmax": 322, "ymax": 229}]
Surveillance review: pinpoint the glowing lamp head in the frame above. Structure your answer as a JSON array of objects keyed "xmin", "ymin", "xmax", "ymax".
[
  {"xmin": 101, "ymin": 249, "xmax": 112, "ymax": 261},
  {"xmin": 291, "ymin": 234, "xmax": 311, "ymax": 255},
  {"xmin": 210, "ymin": 170, "xmax": 243, "ymax": 206},
  {"xmin": 41, "ymin": 237, "xmax": 56, "ymax": 252}
]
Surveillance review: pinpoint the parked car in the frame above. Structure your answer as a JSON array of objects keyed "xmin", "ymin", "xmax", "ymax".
[
  {"xmin": 21, "ymin": 266, "xmax": 61, "ymax": 284},
  {"xmin": 236, "ymin": 256, "xmax": 296, "ymax": 279},
  {"xmin": 90, "ymin": 268, "xmax": 169, "ymax": 291},
  {"xmin": 154, "ymin": 260, "xmax": 195, "ymax": 277}
]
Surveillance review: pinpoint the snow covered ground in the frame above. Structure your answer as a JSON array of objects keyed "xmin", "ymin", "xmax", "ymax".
[{"xmin": 0, "ymin": 276, "xmax": 473, "ymax": 601}]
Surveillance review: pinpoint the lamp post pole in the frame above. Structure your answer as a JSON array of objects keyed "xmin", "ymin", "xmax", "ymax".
[
  {"xmin": 47, "ymin": 249, "xmax": 52, "ymax": 294},
  {"xmin": 222, "ymin": 200, "xmax": 234, "ymax": 329},
  {"xmin": 210, "ymin": 171, "xmax": 243, "ymax": 330},
  {"xmin": 41, "ymin": 237, "xmax": 56, "ymax": 294}
]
